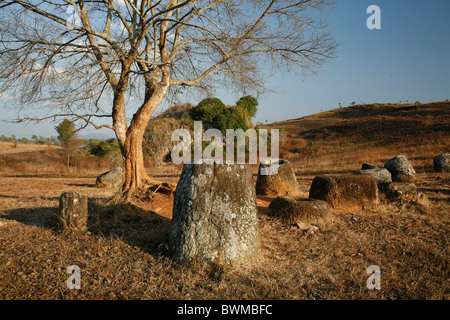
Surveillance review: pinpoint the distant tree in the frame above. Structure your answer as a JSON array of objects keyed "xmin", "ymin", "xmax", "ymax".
[
  {"xmin": 235, "ymin": 96, "xmax": 258, "ymax": 119},
  {"xmin": 189, "ymin": 97, "xmax": 254, "ymax": 134},
  {"xmin": 89, "ymin": 139, "xmax": 121, "ymax": 157},
  {"xmin": 19, "ymin": 137, "xmax": 29, "ymax": 144},
  {"xmin": 196, "ymin": 98, "xmax": 226, "ymax": 111},
  {"xmin": 55, "ymin": 119, "xmax": 79, "ymax": 170}
]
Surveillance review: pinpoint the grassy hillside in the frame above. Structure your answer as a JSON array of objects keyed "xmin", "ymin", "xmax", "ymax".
[{"xmin": 265, "ymin": 101, "xmax": 450, "ymax": 174}]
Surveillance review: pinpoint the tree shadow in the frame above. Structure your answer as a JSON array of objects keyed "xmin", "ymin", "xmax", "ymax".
[
  {"xmin": 67, "ymin": 183, "xmax": 97, "ymax": 188},
  {"xmin": 0, "ymin": 194, "xmax": 60, "ymax": 202},
  {"xmin": 88, "ymin": 201, "xmax": 172, "ymax": 256},
  {"xmin": 256, "ymin": 195, "xmax": 276, "ymax": 216},
  {"xmin": 0, "ymin": 200, "xmax": 172, "ymax": 258},
  {"xmin": 429, "ymin": 197, "xmax": 450, "ymax": 203},
  {"xmin": 417, "ymin": 187, "xmax": 450, "ymax": 196},
  {"xmin": 0, "ymin": 206, "xmax": 59, "ymax": 229}
]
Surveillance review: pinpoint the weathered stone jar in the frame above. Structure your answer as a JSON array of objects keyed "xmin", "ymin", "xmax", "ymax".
[
  {"xmin": 170, "ymin": 162, "xmax": 259, "ymax": 266},
  {"xmin": 58, "ymin": 191, "xmax": 89, "ymax": 232},
  {"xmin": 255, "ymin": 159, "xmax": 301, "ymax": 197}
]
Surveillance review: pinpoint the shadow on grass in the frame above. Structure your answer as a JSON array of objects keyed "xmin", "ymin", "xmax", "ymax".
[
  {"xmin": 0, "ymin": 200, "xmax": 172, "ymax": 258},
  {"xmin": 0, "ymin": 206, "xmax": 59, "ymax": 229},
  {"xmin": 67, "ymin": 183, "xmax": 97, "ymax": 188},
  {"xmin": 0, "ymin": 194, "xmax": 60, "ymax": 201},
  {"xmin": 418, "ymin": 187, "xmax": 450, "ymax": 196},
  {"xmin": 88, "ymin": 201, "xmax": 172, "ymax": 257}
]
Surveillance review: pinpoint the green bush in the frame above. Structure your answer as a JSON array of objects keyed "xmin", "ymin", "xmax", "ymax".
[
  {"xmin": 235, "ymin": 95, "xmax": 258, "ymax": 119},
  {"xmin": 89, "ymin": 139, "xmax": 120, "ymax": 157},
  {"xmin": 189, "ymin": 96, "xmax": 257, "ymax": 135},
  {"xmin": 196, "ymin": 97, "xmax": 226, "ymax": 110}
]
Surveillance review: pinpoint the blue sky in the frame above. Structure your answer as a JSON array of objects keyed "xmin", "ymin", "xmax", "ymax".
[
  {"xmin": 253, "ymin": 0, "xmax": 450, "ymax": 123},
  {"xmin": 1, "ymin": 0, "xmax": 449, "ymax": 138}
]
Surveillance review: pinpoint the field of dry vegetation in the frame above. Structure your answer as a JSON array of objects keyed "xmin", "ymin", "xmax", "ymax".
[{"xmin": 0, "ymin": 102, "xmax": 449, "ymax": 300}]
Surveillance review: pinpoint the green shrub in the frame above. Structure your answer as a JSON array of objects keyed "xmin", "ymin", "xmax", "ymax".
[
  {"xmin": 189, "ymin": 96, "xmax": 258, "ymax": 135},
  {"xmin": 89, "ymin": 139, "xmax": 120, "ymax": 157},
  {"xmin": 196, "ymin": 97, "xmax": 226, "ymax": 110},
  {"xmin": 235, "ymin": 95, "xmax": 258, "ymax": 119}
]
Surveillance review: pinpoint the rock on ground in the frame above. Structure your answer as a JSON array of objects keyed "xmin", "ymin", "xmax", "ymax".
[
  {"xmin": 386, "ymin": 183, "xmax": 430, "ymax": 213},
  {"xmin": 434, "ymin": 154, "xmax": 450, "ymax": 172},
  {"xmin": 356, "ymin": 167, "xmax": 392, "ymax": 192},
  {"xmin": 170, "ymin": 162, "xmax": 259, "ymax": 266},
  {"xmin": 58, "ymin": 191, "xmax": 89, "ymax": 232},
  {"xmin": 255, "ymin": 159, "xmax": 301, "ymax": 197},
  {"xmin": 268, "ymin": 196, "xmax": 333, "ymax": 228},
  {"xmin": 309, "ymin": 174, "xmax": 379, "ymax": 209},
  {"xmin": 362, "ymin": 163, "xmax": 379, "ymax": 170},
  {"xmin": 384, "ymin": 155, "xmax": 416, "ymax": 182},
  {"xmin": 96, "ymin": 167, "xmax": 123, "ymax": 187}
]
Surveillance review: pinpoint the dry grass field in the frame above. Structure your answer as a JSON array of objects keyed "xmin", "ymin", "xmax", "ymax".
[
  {"xmin": 0, "ymin": 102, "xmax": 449, "ymax": 300},
  {"xmin": 272, "ymin": 101, "xmax": 450, "ymax": 174}
]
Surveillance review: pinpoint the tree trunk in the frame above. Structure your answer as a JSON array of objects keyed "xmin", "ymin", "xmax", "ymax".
[
  {"xmin": 116, "ymin": 86, "xmax": 168, "ymax": 200},
  {"xmin": 121, "ymin": 127, "xmax": 152, "ymax": 195}
]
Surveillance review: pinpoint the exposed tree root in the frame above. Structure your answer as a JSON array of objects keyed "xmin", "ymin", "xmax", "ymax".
[{"xmin": 105, "ymin": 180, "xmax": 176, "ymax": 206}]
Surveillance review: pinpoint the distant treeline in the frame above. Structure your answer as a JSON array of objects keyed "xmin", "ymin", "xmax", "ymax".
[
  {"xmin": 0, "ymin": 134, "xmax": 57, "ymax": 144},
  {"xmin": 0, "ymin": 134, "xmax": 120, "ymax": 159}
]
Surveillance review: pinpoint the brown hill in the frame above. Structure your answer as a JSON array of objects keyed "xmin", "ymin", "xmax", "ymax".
[{"xmin": 264, "ymin": 101, "xmax": 450, "ymax": 174}]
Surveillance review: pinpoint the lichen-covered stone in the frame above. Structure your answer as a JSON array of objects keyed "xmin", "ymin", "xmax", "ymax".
[
  {"xmin": 255, "ymin": 159, "xmax": 301, "ymax": 196},
  {"xmin": 356, "ymin": 168, "xmax": 392, "ymax": 192},
  {"xmin": 96, "ymin": 167, "xmax": 123, "ymax": 187},
  {"xmin": 170, "ymin": 162, "xmax": 259, "ymax": 266},
  {"xmin": 434, "ymin": 154, "xmax": 450, "ymax": 172},
  {"xmin": 384, "ymin": 155, "xmax": 416, "ymax": 182},
  {"xmin": 268, "ymin": 196, "xmax": 333, "ymax": 228},
  {"xmin": 309, "ymin": 174, "xmax": 379, "ymax": 209},
  {"xmin": 58, "ymin": 191, "xmax": 88, "ymax": 232}
]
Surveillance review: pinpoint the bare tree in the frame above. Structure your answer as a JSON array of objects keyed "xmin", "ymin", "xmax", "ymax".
[{"xmin": 0, "ymin": 0, "xmax": 336, "ymax": 198}]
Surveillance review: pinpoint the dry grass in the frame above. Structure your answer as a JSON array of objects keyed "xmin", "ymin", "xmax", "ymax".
[
  {"xmin": 0, "ymin": 172, "xmax": 448, "ymax": 300},
  {"xmin": 0, "ymin": 141, "xmax": 61, "ymax": 155},
  {"xmin": 0, "ymin": 144, "xmax": 116, "ymax": 177}
]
